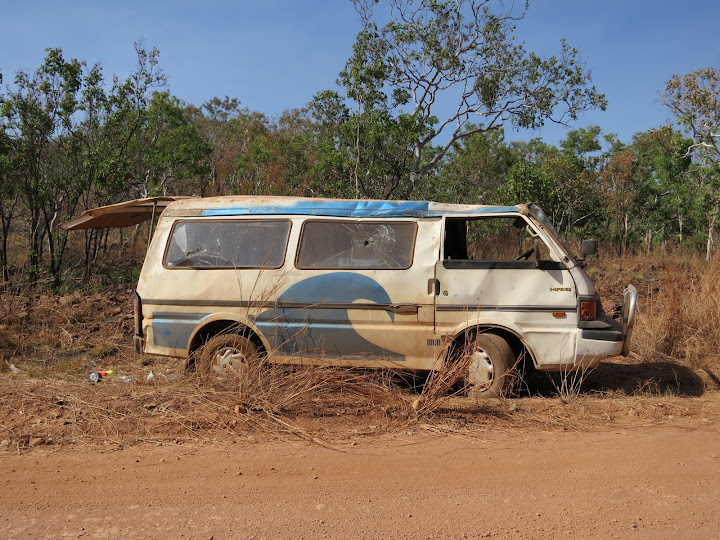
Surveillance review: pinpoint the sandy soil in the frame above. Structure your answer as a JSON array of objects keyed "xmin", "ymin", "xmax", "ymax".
[{"xmin": 1, "ymin": 415, "xmax": 719, "ymax": 539}]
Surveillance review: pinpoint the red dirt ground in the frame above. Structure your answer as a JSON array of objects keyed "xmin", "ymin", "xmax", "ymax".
[{"xmin": 1, "ymin": 401, "xmax": 719, "ymax": 539}]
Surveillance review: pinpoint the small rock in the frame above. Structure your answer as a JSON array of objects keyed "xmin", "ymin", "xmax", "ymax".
[{"xmin": 28, "ymin": 437, "xmax": 43, "ymax": 448}]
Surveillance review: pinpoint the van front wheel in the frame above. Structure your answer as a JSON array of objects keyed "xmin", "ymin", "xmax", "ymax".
[
  {"xmin": 465, "ymin": 333, "xmax": 516, "ymax": 398},
  {"xmin": 195, "ymin": 333, "xmax": 263, "ymax": 387}
]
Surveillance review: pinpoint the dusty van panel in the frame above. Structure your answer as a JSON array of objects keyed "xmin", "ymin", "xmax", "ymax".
[
  {"xmin": 62, "ymin": 195, "xmax": 637, "ymax": 397},
  {"xmin": 435, "ymin": 213, "xmax": 580, "ymax": 368}
]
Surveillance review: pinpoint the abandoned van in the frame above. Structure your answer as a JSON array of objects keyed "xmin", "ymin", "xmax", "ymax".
[{"xmin": 62, "ymin": 196, "xmax": 637, "ymax": 396}]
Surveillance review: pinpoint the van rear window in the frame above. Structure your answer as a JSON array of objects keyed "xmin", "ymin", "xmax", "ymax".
[
  {"xmin": 164, "ymin": 220, "xmax": 290, "ymax": 269},
  {"xmin": 297, "ymin": 220, "xmax": 416, "ymax": 269}
]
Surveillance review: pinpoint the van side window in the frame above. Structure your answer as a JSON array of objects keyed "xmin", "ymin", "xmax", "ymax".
[
  {"xmin": 444, "ymin": 217, "xmax": 552, "ymax": 264},
  {"xmin": 297, "ymin": 221, "xmax": 416, "ymax": 269},
  {"xmin": 165, "ymin": 220, "xmax": 290, "ymax": 269}
]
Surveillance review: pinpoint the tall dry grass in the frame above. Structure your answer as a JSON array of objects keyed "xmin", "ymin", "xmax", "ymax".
[{"xmin": 607, "ymin": 254, "xmax": 720, "ymax": 373}]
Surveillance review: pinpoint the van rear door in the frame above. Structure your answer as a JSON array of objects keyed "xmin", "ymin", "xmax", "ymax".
[{"xmin": 59, "ymin": 197, "xmax": 194, "ymax": 230}]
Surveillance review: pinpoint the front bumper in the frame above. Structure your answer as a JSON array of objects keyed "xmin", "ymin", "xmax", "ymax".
[
  {"xmin": 575, "ymin": 284, "xmax": 638, "ymax": 361},
  {"xmin": 620, "ymin": 284, "xmax": 638, "ymax": 356}
]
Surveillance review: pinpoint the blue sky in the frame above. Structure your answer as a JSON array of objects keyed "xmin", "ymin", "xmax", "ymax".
[{"xmin": 2, "ymin": 0, "xmax": 718, "ymax": 147}]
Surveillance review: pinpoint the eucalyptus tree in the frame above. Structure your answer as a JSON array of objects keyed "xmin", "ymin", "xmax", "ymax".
[
  {"xmin": 134, "ymin": 92, "xmax": 211, "ymax": 197},
  {"xmin": 74, "ymin": 43, "xmax": 171, "ymax": 279},
  {"xmin": 661, "ymin": 67, "xmax": 720, "ymax": 259},
  {"xmin": 598, "ymin": 142, "xmax": 637, "ymax": 256},
  {"xmin": 0, "ymin": 43, "xmax": 176, "ymax": 285},
  {"xmin": 0, "ymin": 85, "xmax": 18, "ymax": 283},
  {"xmin": 192, "ymin": 97, "xmax": 270, "ymax": 196},
  {"xmin": 311, "ymin": 26, "xmax": 426, "ymax": 199},
  {"xmin": 629, "ymin": 127, "xmax": 693, "ymax": 251},
  {"xmin": 341, "ymin": 0, "xmax": 606, "ymax": 195},
  {"xmin": 427, "ymin": 127, "xmax": 517, "ymax": 204},
  {"xmin": 0, "ymin": 49, "xmax": 86, "ymax": 286}
]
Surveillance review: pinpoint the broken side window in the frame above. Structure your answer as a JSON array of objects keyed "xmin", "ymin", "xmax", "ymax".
[
  {"xmin": 297, "ymin": 220, "xmax": 416, "ymax": 269},
  {"xmin": 444, "ymin": 217, "xmax": 551, "ymax": 262},
  {"xmin": 164, "ymin": 220, "xmax": 291, "ymax": 269}
]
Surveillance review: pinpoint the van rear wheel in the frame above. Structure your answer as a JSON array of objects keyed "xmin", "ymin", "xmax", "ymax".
[
  {"xmin": 195, "ymin": 333, "xmax": 263, "ymax": 388},
  {"xmin": 465, "ymin": 333, "xmax": 516, "ymax": 398}
]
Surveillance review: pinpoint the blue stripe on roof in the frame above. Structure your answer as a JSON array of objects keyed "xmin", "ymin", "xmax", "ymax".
[{"xmin": 198, "ymin": 200, "xmax": 518, "ymax": 218}]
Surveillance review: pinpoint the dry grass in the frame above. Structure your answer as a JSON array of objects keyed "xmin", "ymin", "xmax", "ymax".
[
  {"xmin": 1, "ymin": 252, "xmax": 720, "ymax": 450},
  {"xmin": 2, "ymin": 371, "xmax": 718, "ymax": 452},
  {"xmin": 609, "ymin": 254, "xmax": 720, "ymax": 376}
]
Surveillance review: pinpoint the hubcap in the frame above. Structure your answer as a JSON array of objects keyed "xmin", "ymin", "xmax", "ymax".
[
  {"xmin": 468, "ymin": 349, "xmax": 494, "ymax": 385},
  {"xmin": 213, "ymin": 347, "xmax": 247, "ymax": 377}
]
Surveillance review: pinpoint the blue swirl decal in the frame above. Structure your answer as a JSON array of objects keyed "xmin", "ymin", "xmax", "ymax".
[{"xmin": 256, "ymin": 272, "xmax": 405, "ymax": 360}]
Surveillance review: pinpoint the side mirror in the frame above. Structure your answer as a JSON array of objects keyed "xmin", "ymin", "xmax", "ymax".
[{"xmin": 581, "ymin": 239, "xmax": 598, "ymax": 257}]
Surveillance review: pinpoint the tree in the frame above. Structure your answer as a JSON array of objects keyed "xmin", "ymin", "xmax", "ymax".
[
  {"xmin": 0, "ymin": 43, "xmax": 178, "ymax": 286},
  {"xmin": 310, "ymin": 27, "xmax": 426, "ymax": 199},
  {"xmin": 560, "ymin": 125, "xmax": 602, "ymax": 158},
  {"xmin": 428, "ymin": 127, "xmax": 517, "ymax": 204},
  {"xmin": 135, "ymin": 92, "xmax": 211, "ymax": 197},
  {"xmin": 345, "ymin": 0, "xmax": 606, "ymax": 193},
  {"xmin": 0, "ymin": 81, "xmax": 19, "ymax": 283},
  {"xmin": 629, "ymin": 127, "xmax": 693, "ymax": 251},
  {"xmin": 662, "ymin": 67, "xmax": 720, "ymax": 259},
  {"xmin": 0, "ymin": 48, "xmax": 86, "ymax": 286},
  {"xmin": 662, "ymin": 68, "xmax": 720, "ymax": 161},
  {"xmin": 599, "ymin": 147, "xmax": 637, "ymax": 256},
  {"xmin": 503, "ymin": 160, "xmax": 559, "ymax": 216},
  {"xmin": 306, "ymin": 90, "xmax": 356, "ymax": 197},
  {"xmin": 192, "ymin": 97, "xmax": 264, "ymax": 196},
  {"xmin": 75, "ymin": 43, "xmax": 170, "ymax": 280}
]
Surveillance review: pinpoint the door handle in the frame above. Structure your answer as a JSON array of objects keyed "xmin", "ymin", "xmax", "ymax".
[{"xmin": 428, "ymin": 278, "xmax": 440, "ymax": 296}]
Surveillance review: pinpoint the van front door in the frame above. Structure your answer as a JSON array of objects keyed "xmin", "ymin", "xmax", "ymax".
[{"xmin": 434, "ymin": 216, "xmax": 577, "ymax": 366}]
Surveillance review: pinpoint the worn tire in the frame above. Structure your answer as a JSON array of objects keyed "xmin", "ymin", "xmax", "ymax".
[
  {"xmin": 465, "ymin": 333, "xmax": 516, "ymax": 398},
  {"xmin": 194, "ymin": 333, "xmax": 263, "ymax": 388}
]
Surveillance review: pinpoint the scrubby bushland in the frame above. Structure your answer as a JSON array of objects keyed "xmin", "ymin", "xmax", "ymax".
[{"xmin": 627, "ymin": 256, "xmax": 720, "ymax": 374}]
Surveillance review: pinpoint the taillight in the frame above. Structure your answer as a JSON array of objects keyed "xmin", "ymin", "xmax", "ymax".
[
  {"xmin": 133, "ymin": 292, "xmax": 143, "ymax": 337},
  {"xmin": 580, "ymin": 300, "xmax": 597, "ymax": 321}
]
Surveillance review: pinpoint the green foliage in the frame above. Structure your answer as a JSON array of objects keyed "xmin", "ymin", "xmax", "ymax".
[
  {"xmin": 425, "ymin": 127, "xmax": 517, "ymax": 204},
  {"xmin": 662, "ymin": 67, "xmax": 720, "ymax": 258},
  {"xmin": 343, "ymin": 0, "xmax": 606, "ymax": 193},
  {"xmin": 504, "ymin": 161, "xmax": 559, "ymax": 210},
  {"xmin": 140, "ymin": 92, "xmax": 212, "ymax": 196},
  {"xmin": 3, "ymin": 40, "xmax": 720, "ymax": 291}
]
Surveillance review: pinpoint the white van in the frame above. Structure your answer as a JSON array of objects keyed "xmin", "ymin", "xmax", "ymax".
[{"xmin": 62, "ymin": 196, "xmax": 637, "ymax": 396}]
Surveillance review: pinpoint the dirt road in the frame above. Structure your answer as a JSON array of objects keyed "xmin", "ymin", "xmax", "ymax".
[{"xmin": 2, "ymin": 422, "xmax": 719, "ymax": 539}]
